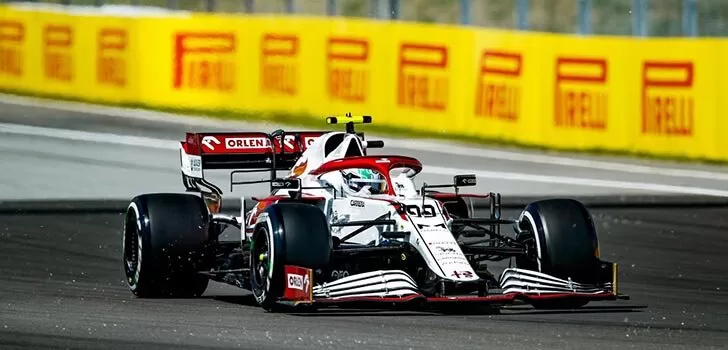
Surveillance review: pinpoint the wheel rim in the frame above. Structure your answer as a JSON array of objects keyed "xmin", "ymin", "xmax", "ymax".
[
  {"xmin": 123, "ymin": 212, "xmax": 139, "ymax": 277},
  {"xmin": 251, "ymin": 228, "xmax": 270, "ymax": 291},
  {"xmin": 516, "ymin": 218, "xmax": 539, "ymax": 271}
]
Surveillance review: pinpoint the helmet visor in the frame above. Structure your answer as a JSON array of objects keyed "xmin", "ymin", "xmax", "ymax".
[{"xmin": 349, "ymin": 178, "xmax": 386, "ymax": 194}]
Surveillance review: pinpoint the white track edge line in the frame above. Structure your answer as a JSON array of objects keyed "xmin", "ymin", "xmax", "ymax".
[{"xmin": 2, "ymin": 122, "xmax": 728, "ymax": 197}]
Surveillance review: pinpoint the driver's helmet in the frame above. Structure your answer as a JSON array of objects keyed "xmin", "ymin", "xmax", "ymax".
[{"xmin": 341, "ymin": 168, "xmax": 387, "ymax": 195}]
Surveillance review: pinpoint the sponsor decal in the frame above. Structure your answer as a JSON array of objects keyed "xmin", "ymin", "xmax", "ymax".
[
  {"xmin": 198, "ymin": 133, "xmax": 320, "ymax": 154},
  {"xmin": 271, "ymin": 179, "xmax": 300, "ymax": 190},
  {"xmin": 398, "ymin": 43, "xmax": 449, "ymax": 111},
  {"xmin": 256, "ymin": 201, "xmax": 266, "ymax": 210},
  {"xmin": 427, "ymin": 238, "xmax": 470, "ymax": 267},
  {"xmin": 554, "ymin": 57, "xmax": 608, "ymax": 130},
  {"xmin": 0, "ymin": 21, "xmax": 24, "ymax": 77},
  {"xmin": 283, "ymin": 265, "xmax": 312, "ymax": 302},
  {"xmin": 435, "ymin": 246, "xmax": 457, "ymax": 254},
  {"xmin": 641, "ymin": 61, "xmax": 694, "ymax": 136},
  {"xmin": 261, "ymin": 34, "xmax": 298, "ymax": 95},
  {"xmin": 201, "ymin": 136, "xmax": 221, "ymax": 151},
  {"xmin": 450, "ymin": 270, "xmax": 474, "ymax": 279},
  {"xmin": 291, "ymin": 159, "xmax": 308, "ymax": 176},
  {"xmin": 97, "ymin": 28, "xmax": 128, "ymax": 87},
  {"xmin": 302, "ymin": 136, "xmax": 318, "ymax": 148},
  {"xmin": 173, "ymin": 32, "xmax": 235, "ymax": 91},
  {"xmin": 330, "ymin": 270, "xmax": 349, "ymax": 280},
  {"xmin": 439, "ymin": 258, "xmax": 471, "ymax": 266},
  {"xmin": 43, "ymin": 25, "xmax": 73, "ymax": 82},
  {"xmin": 327, "ymin": 37, "xmax": 369, "ymax": 102},
  {"xmin": 417, "ymin": 223, "xmax": 447, "ymax": 230},
  {"xmin": 190, "ymin": 157, "xmax": 201, "ymax": 173},
  {"xmin": 277, "ymin": 135, "xmax": 296, "ymax": 151},
  {"xmin": 406, "ymin": 204, "xmax": 436, "ymax": 218},
  {"xmin": 427, "ymin": 240, "xmax": 457, "ymax": 246},
  {"xmin": 287, "ymin": 273, "xmax": 304, "ymax": 290},
  {"xmin": 475, "ymin": 50, "xmax": 522, "ymax": 121},
  {"xmin": 350, "ymin": 199, "xmax": 365, "ymax": 208},
  {"xmin": 455, "ymin": 174, "xmax": 476, "ymax": 186},
  {"xmin": 225, "ymin": 137, "xmax": 271, "ymax": 149}
]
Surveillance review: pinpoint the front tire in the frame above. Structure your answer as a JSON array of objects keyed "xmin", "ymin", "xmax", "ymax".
[
  {"xmin": 515, "ymin": 198, "xmax": 601, "ymax": 308},
  {"xmin": 123, "ymin": 193, "xmax": 212, "ymax": 298},
  {"xmin": 249, "ymin": 202, "xmax": 331, "ymax": 311}
]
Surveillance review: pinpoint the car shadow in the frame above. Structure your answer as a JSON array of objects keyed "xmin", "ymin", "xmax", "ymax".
[
  {"xmin": 498, "ymin": 304, "xmax": 648, "ymax": 316},
  {"xmin": 208, "ymin": 294, "xmax": 646, "ymax": 316},
  {"xmin": 209, "ymin": 294, "xmax": 260, "ymax": 307}
]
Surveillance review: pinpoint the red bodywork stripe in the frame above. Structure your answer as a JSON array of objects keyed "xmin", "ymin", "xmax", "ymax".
[
  {"xmin": 313, "ymin": 294, "xmax": 424, "ymax": 304},
  {"xmin": 309, "ymin": 155, "xmax": 423, "ymax": 176},
  {"xmin": 308, "ymin": 155, "xmax": 423, "ymax": 196}
]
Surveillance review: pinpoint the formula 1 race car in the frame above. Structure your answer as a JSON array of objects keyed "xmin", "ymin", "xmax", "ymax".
[{"xmin": 122, "ymin": 114, "xmax": 629, "ymax": 312}]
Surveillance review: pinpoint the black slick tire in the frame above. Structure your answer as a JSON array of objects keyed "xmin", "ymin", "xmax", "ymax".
[
  {"xmin": 123, "ymin": 193, "xmax": 212, "ymax": 298},
  {"xmin": 249, "ymin": 202, "xmax": 331, "ymax": 312},
  {"xmin": 516, "ymin": 198, "xmax": 601, "ymax": 308}
]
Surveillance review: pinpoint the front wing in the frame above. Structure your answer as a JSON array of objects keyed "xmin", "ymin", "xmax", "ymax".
[{"xmin": 279, "ymin": 265, "xmax": 629, "ymax": 309}]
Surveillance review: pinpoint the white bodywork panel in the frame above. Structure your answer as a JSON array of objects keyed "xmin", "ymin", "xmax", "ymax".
[{"xmin": 182, "ymin": 130, "xmax": 482, "ymax": 283}]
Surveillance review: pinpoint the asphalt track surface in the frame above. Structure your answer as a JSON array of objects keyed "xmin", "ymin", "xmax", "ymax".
[
  {"xmin": 2, "ymin": 202, "xmax": 728, "ymax": 350},
  {"xmin": 1, "ymin": 97, "xmax": 728, "ymax": 349}
]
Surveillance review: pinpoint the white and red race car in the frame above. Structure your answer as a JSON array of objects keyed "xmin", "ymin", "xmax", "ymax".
[{"xmin": 122, "ymin": 115, "xmax": 628, "ymax": 311}]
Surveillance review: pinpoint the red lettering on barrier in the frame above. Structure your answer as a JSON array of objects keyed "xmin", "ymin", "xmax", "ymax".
[
  {"xmin": 327, "ymin": 37, "xmax": 368, "ymax": 102},
  {"xmin": 554, "ymin": 57, "xmax": 608, "ymax": 130},
  {"xmin": 97, "ymin": 28, "xmax": 127, "ymax": 87},
  {"xmin": 642, "ymin": 61, "xmax": 694, "ymax": 136},
  {"xmin": 261, "ymin": 34, "xmax": 298, "ymax": 95},
  {"xmin": 0, "ymin": 21, "xmax": 23, "ymax": 77},
  {"xmin": 398, "ymin": 43, "xmax": 448, "ymax": 111},
  {"xmin": 173, "ymin": 32, "xmax": 235, "ymax": 91},
  {"xmin": 43, "ymin": 25, "xmax": 73, "ymax": 82},
  {"xmin": 475, "ymin": 50, "xmax": 522, "ymax": 121}
]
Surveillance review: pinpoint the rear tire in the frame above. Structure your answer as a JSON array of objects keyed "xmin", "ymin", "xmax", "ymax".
[
  {"xmin": 249, "ymin": 202, "xmax": 332, "ymax": 311},
  {"xmin": 123, "ymin": 193, "xmax": 212, "ymax": 298},
  {"xmin": 515, "ymin": 198, "xmax": 601, "ymax": 309}
]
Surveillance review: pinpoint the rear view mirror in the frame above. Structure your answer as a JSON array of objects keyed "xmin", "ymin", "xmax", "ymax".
[
  {"xmin": 365, "ymin": 140, "xmax": 384, "ymax": 148},
  {"xmin": 403, "ymin": 168, "xmax": 417, "ymax": 178},
  {"xmin": 271, "ymin": 178, "xmax": 301, "ymax": 191},
  {"xmin": 454, "ymin": 174, "xmax": 476, "ymax": 187}
]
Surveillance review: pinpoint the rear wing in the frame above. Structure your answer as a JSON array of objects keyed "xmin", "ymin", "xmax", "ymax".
[
  {"xmin": 181, "ymin": 131, "xmax": 324, "ymax": 170},
  {"xmin": 180, "ymin": 130, "xmax": 326, "ymax": 194},
  {"xmin": 179, "ymin": 114, "xmax": 381, "ymax": 197}
]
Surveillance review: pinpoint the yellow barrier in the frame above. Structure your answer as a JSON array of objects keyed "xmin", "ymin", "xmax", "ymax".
[
  {"xmin": 0, "ymin": 5, "xmax": 724, "ymax": 161},
  {"xmin": 0, "ymin": 6, "xmax": 140, "ymax": 103}
]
